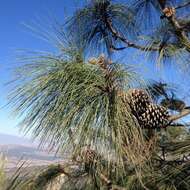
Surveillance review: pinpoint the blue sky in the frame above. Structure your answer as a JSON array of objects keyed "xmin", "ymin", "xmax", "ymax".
[{"xmin": 0, "ymin": 0, "xmax": 189, "ymax": 137}]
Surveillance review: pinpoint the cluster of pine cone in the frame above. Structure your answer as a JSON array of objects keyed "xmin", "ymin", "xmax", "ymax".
[{"xmin": 126, "ymin": 89, "xmax": 170, "ymax": 129}]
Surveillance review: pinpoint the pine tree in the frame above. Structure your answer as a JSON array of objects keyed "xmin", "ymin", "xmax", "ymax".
[{"xmin": 8, "ymin": 0, "xmax": 190, "ymax": 189}]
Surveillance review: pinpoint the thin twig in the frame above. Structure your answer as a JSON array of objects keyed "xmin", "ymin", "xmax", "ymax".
[
  {"xmin": 169, "ymin": 122, "xmax": 190, "ymax": 127},
  {"xmin": 175, "ymin": 1, "xmax": 190, "ymax": 10},
  {"xmin": 105, "ymin": 18, "xmax": 159, "ymax": 52}
]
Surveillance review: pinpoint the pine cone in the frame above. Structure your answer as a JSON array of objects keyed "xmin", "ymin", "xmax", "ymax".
[
  {"xmin": 81, "ymin": 147, "xmax": 98, "ymax": 165},
  {"xmin": 138, "ymin": 104, "xmax": 170, "ymax": 129},
  {"xmin": 163, "ymin": 7, "xmax": 175, "ymax": 18},
  {"xmin": 127, "ymin": 89, "xmax": 152, "ymax": 116}
]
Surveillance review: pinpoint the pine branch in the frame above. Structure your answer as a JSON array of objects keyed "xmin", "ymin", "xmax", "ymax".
[
  {"xmin": 169, "ymin": 108, "xmax": 190, "ymax": 122},
  {"xmin": 175, "ymin": 1, "xmax": 190, "ymax": 10},
  {"xmin": 110, "ymin": 44, "xmax": 126, "ymax": 51},
  {"xmin": 169, "ymin": 16, "xmax": 190, "ymax": 52},
  {"xmin": 169, "ymin": 122, "xmax": 190, "ymax": 127},
  {"xmin": 156, "ymin": 156, "xmax": 190, "ymax": 166},
  {"xmin": 158, "ymin": 2, "xmax": 190, "ymax": 52},
  {"xmin": 99, "ymin": 173, "xmax": 126, "ymax": 190},
  {"xmin": 105, "ymin": 1, "xmax": 190, "ymax": 54},
  {"xmin": 105, "ymin": 18, "xmax": 159, "ymax": 52},
  {"xmin": 158, "ymin": 0, "xmax": 166, "ymax": 9}
]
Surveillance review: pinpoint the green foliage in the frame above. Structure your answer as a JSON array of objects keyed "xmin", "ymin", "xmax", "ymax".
[
  {"xmin": 66, "ymin": 0, "xmax": 135, "ymax": 54},
  {"xmin": 9, "ymin": 48, "xmax": 153, "ymax": 184}
]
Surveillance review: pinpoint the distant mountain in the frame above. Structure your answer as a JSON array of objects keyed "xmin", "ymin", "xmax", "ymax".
[
  {"xmin": 0, "ymin": 144, "xmax": 62, "ymax": 169},
  {"xmin": 0, "ymin": 133, "xmax": 35, "ymax": 146},
  {"xmin": 0, "ymin": 134, "xmax": 64, "ymax": 169}
]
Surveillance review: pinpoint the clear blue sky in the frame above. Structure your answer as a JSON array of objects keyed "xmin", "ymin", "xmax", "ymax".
[{"xmin": 0, "ymin": 0, "xmax": 189, "ymax": 137}]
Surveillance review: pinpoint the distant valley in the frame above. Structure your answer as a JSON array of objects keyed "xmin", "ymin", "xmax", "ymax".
[{"xmin": 0, "ymin": 133, "xmax": 63, "ymax": 169}]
